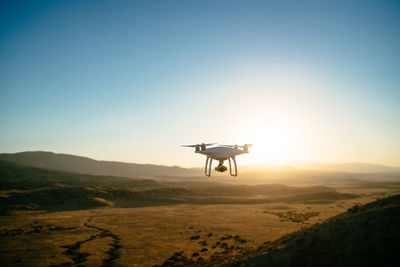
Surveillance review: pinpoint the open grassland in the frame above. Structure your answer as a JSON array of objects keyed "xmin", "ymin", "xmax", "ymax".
[
  {"xmin": 1, "ymin": 191, "xmax": 397, "ymax": 267},
  {"xmin": 1, "ymin": 159, "xmax": 400, "ymax": 266}
]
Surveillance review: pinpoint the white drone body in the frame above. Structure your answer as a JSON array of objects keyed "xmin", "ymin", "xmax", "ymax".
[{"xmin": 181, "ymin": 143, "xmax": 251, "ymax": 177}]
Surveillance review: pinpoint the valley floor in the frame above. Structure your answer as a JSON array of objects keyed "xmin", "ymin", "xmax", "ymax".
[{"xmin": 0, "ymin": 191, "xmax": 392, "ymax": 267}]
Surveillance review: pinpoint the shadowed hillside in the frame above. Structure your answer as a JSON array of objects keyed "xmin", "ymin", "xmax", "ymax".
[
  {"xmin": 1, "ymin": 152, "xmax": 400, "ymax": 187},
  {"xmin": 0, "ymin": 159, "xmax": 160, "ymax": 189},
  {"xmin": 159, "ymin": 194, "xmax": 400, "ymax": 266},
  {"xmin": 0, "ymin": 151, "xmax": 201, "ymax": 177},
  {"xmin": 0, "ymin": 160, "xmax": 359, "ymax": 214},
  {"xmin": 239, "ymin": 194, "xmax": 400, "ymax": 267}
]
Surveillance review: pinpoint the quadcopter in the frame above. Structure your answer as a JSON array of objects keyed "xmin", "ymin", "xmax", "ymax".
[{"xmin": 181, "ymin": 143, "xmax": 252, "ymax": 177}]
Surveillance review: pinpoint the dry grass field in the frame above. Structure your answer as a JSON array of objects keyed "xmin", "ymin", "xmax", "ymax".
[
  {"xmin": 1, "ymin": 190, "xmax": 397, "ymax": 267},
  {"xmin": 1, "ymin": 159, "xmax": 399, "ymax": 266}
]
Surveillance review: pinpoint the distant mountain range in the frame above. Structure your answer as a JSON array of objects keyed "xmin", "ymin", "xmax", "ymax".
[
  {"xmin": 290, "ymin": 162, "xmax": 400, "ymax": 173},
  {"xmin": 0, "ymin": 151, "xmax": 201, "ymax": 178},
  {"xmin": 0, "ymin": 151, "xmax": 399, "ymax": 179}
]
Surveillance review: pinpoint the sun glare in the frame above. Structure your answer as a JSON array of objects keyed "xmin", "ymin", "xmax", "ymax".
[
  {"xmin": 240, "ymin": 115, "xmax": 305, "ymax": 165},
  {"xmin": 223, "ymin": 64, "xmax": 318, "ymax": 167}
]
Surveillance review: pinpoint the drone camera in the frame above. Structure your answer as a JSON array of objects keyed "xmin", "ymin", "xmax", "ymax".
[{"xmin": 215, "ymin": 165, "xmax": 228, "ymax": 172}]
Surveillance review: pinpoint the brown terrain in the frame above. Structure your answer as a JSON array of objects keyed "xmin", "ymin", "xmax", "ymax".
[{"xmin": 0, "ymin": 152, "xmax": 399, "ymax": 266}]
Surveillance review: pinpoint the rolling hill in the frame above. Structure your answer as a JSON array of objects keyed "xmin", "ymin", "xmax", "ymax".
[
  {"xmin": 0, "ymin": 151, "xmax": 201, "ymax": 177},
  {"xmin": 159, "ymin": 194, "xmax": 400, "ymax": 266},
  {"xmin": 0, "ymin": 160, "xmax": 360, "ymax": 214},
  {"xmin": 240, "ymin": 194, "xmax": 400, "ymax": 267}
]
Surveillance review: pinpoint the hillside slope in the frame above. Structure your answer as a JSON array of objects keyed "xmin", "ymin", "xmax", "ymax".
[
  {"xmin": 0, "ymin": 151, "xmax": 200, "ymax": 177},
  {"xmin": 241, "ymin": 194, "xmax": 400, "ymax": 267},
  {"xmin": 160, "ymin": 194, "xmax": 400, "ymax": 266},
  {"xmin": 0, "ymin": 160, "xmax": 358, "ymax": 214}
]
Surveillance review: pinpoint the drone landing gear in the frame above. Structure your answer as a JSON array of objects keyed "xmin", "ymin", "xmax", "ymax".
[
  {"xmin": 205, "ymin": 156, "xmax": 237, "ymax": 177},
  {"xmin": 228, "ymin": 156, "xmax": 237, "ymax": 177},
  {"xmin": 205, "ymin": 156, "xmax": 213, "ymax": 176}
]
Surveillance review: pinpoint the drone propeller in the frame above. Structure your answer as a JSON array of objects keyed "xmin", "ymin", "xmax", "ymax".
[
  {"xmin": 239, "ymin": 144, "xmax": 253, "ymax": 148},
  {"xmin": 181, "ymin": 143, "xmax": 216, "ymax": 147},
  {"xmin": 220, "ymin": 144, "xmax": 253, "ymax": 148}
]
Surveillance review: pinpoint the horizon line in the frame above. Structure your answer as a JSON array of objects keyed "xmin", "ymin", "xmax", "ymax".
[{"xmin": 1, "ymin": 150, "xmax": 399, "ymax": 169}]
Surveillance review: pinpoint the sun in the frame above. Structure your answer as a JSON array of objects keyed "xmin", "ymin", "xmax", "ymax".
[{"xmin": 239, "ymin": 116, "xmax": 304, "ymax": 165}]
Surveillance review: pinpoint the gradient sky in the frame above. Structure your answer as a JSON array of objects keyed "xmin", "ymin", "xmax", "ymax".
[{"xmin": 1, "ymin": 0, "xmax": 399, "ymax": 167}]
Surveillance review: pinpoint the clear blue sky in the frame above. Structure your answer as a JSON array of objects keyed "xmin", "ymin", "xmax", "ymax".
[{"xmin": 1, "ymin": 0, "xmax": 399, "ymax": 166}]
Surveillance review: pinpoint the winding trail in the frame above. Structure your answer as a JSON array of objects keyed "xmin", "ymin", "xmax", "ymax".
[{"xmin": 58, "ymin": 218, "xmax": 122, "ymax": 266}]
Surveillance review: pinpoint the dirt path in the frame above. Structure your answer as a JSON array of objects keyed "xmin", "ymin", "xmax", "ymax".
[{"xmin": 57, "ymin": 218, "xmax": 122, "ymax": 266}]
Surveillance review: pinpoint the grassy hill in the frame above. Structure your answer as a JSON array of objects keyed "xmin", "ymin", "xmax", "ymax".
[
  {"xmin": 2, "ymin": 151, "xmax": 400, "ymax": 190},
  {"xmin": 0, "ymin": 159, "xmax": 162, "ymax": 213},
  {"xmin": 241, "ymin": 194, "xmax": 400, "ymax": 267},
  {"xmin": 0, "ymin": 151, "xmax": 200, "ymax": 177},
  {"xmin": 0, "ymin": 159, "xmax": 160, "ymax": 189},
  {"xmin": 159, "ymin": 194, "xmax": 400, "ymax": 266},
  {"xmin": 0, "ymin": 160, "xmax": 359, "ymax": 214}
]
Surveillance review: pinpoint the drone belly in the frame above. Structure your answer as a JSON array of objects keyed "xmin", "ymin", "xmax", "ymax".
[{"xmin": 207, "ymin": 147, "xmax": 237, "ymax": 160}]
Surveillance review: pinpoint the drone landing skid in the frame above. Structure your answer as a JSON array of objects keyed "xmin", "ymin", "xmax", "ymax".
[
  {"xmin": 228, "ymin": 156, "xmax": 237, "ymax": 177},
  {"xmin": 205, "ymin": 156, "xmax": 212, "ymax": 176},
  {"xmin": 205, "ymin": 156, "xmax": 237, "ymax": 177}
]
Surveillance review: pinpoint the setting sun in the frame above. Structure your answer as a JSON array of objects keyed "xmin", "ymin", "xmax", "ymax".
[
  {"xmin": 234, "ymin": 110, "xmax": 306, "ymax": 165},
  {"xmin": 250, "ymin": 123, "xmax": 295, "ymax": 164}
]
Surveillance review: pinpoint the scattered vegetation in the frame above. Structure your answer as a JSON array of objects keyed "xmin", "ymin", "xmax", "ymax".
[
  {"xmin": 189, "ymin": 235, "xmax": 200, "ymax": 240},
  {"xmin": 158, "ymin": 194, "xmax": 400, "ymax": 266},
  {"xmin": 0, "ymin": 222, "xmax": 76, "ymax": 237},
  {"xmin": 263, "ymin": 210, "xmax": 320, "ymax": 223}
]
